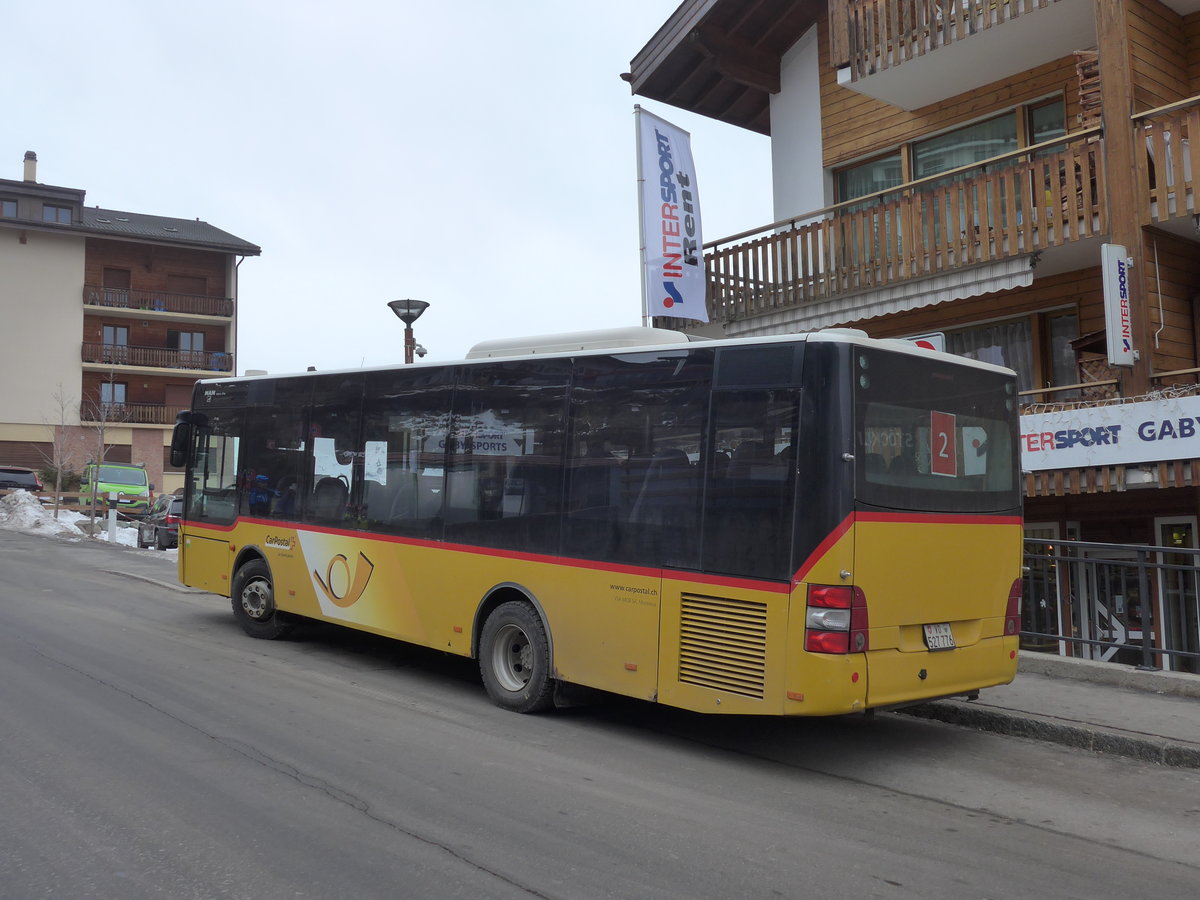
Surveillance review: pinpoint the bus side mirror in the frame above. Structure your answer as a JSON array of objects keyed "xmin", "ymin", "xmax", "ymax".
[{"xmin": 170, "ymin": 411, "xmax": 192, "ymax": 468}]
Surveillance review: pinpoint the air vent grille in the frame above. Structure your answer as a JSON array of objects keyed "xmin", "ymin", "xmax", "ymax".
[{"xmin": 678, "ymin": 594, "xmax": 768, "ymax": 699}]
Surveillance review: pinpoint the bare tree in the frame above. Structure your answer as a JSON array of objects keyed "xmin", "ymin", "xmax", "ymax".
[
  {"xmin": 79, "ymin": 370, "xmax": 121, "ymax": 523},
  {"xmin": 38, "ymin": 384, "xmax": 78, "ymax": 519}
]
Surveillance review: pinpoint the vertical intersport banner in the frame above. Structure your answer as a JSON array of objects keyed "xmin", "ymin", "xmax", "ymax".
[{"xmin": 636, "ymin": 106, "xmax": 707, "ymax": 323}]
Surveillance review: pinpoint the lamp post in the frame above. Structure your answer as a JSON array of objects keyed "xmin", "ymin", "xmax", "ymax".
[{"xmin": 388, "ymin": 298, "xmax": 430, "ymax": 364}]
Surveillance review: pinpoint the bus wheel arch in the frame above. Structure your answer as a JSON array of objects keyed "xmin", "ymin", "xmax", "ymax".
[
  {"xmin": 230, "ymin": 553, "xmax": 294, "ymax": 640},
  {"xmin": 475, "ymin": 586, "xmax": 556, "ymax": 714}
]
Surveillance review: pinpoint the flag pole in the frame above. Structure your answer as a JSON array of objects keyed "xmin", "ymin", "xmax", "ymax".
[{"xmin": 634, "ymin": 104, "xmax": 649, "ymax": 327}]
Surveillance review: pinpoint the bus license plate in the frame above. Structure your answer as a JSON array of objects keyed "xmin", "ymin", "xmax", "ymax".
[{"xmin": 923, "ymin": 623, "xmax": 956, "ymax": 651}]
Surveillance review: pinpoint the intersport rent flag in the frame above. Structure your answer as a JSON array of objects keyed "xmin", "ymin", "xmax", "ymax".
[{"xmin": 636, "ymin": 107, "xmax": 707, "ymax": 322}]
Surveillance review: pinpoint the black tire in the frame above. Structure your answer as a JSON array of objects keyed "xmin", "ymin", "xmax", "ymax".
[
  {"xmin": 230, "ymin": 559, "xmax": 294, "ymax": 640},
  {"xmin": 479, "ymin": 601, "xmax": 555, "ymax": 713}
]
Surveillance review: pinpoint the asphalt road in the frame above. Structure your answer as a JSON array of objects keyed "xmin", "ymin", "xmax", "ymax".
[{"xmin": 2, "ymin": 528, "xmax": 1198, "ymax": 899}]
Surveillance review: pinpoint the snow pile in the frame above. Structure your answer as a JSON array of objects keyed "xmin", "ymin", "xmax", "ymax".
[{"xmin": 0, "ymin": 490, "xmax": 88, "ymax": 538}]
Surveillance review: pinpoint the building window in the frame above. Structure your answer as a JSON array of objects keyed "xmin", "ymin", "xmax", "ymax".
[
  {"xmin": 42, "ymin": 204, "xmax": 71, "ymax": 224},
  {"xmin": 1, "ymin": 199, "xmax": 15, "ymax": 217},
  {"xmin": 947, "ymin": 320, "xmax": 1034, "ymax": 392},
  {"xmin": 102, "ymin": 325, "xmax": 130, "ymax": 364},
  {"xmin": 913, "ymin": 113, "xmax": 1018, "ymax": 180},
  {"xmin": 836, "ymin": 152, "xmax": 903, "ymax": 204},
  {"xmin": 1045, "ymin": 311, "xmax": 1080, "ymax": 400},
  {"xmin": 944, "ymin": 310, "xmax": 1079, "ymax": 398},
  {"xmin": 100, "ymin": 382, "xmax": 127, "ymax": 406},
  {"xmin": 169, "ymin": 330, "xmax": 206, "ymax": 367},
  {"xmin": 835, "ymin": 98, "xmax": 1067, "ymax": 202}
]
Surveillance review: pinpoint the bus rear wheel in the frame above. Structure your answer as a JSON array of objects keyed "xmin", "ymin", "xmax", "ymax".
[
  {"xmin": 479, "ymin": 601, "xmax": 554, "ymax": 713},
  {"xmin": 231, "ymin": 559, "xmax": 293, "ymax": 640}
]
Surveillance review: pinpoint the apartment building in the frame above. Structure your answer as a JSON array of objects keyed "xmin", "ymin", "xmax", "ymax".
[
  {"xmin": 0, "ymin": 151, "xmax": 260, "ymax": 494},
  {"xmin": 628, "ymin": 0, "xmax": 1200, "ymax": 663}
]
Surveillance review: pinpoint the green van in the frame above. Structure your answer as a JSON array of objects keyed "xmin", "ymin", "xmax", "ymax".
[{"xmin": 81, "ymin": 462, "xmax": 152, "ymax": 516}]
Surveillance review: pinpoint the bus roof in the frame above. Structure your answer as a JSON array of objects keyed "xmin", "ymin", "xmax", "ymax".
[{"xmin": 205, "ymin": 327, "xmax": 1015, "ymax": 384}]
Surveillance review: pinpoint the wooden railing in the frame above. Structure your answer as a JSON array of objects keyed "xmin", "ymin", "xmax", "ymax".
[
  {"xmin": 81, "ymin": 342, "xmax": 232, "ymax": 372},
  {"xmin": 704, "ymin": 129, "xmax": 1104, "ymax": 324},
  {"xmin": 842, "ymin": 0, "xmax": 1058, "ymax": 80},
  {"xmin": 1137, "ymin": 96, "xmax": 1199, "ymax": 225},
  {"xmin": 79, "ymin": 402, "xmax": 188, "ymax": 426},
  {"xmin": 83, "ymin": 285, "xmax": 234, "ymax": 317}
]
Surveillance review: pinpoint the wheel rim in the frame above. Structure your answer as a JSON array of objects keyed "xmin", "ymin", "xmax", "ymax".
[
  {"xmin": 490, "ymin": 623, "xmax": 534, "ymax": 692},
  {"xmin": 240, "ymin": 577, "xmax": 273, "ymax": 621}
]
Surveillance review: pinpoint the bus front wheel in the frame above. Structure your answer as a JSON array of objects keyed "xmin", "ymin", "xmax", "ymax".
[
  {"xmin": 479, "ymin": 601, "xmax": 555, "ymax": 713},
  {"xmin": 231, "ymin": 559, "xmax": 293, "ymax": 640}
]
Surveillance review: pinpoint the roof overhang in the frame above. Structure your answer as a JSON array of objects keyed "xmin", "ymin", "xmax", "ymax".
[{"xmin": 624, "ymin": 0, "xmax": 822, "ymax": 135}]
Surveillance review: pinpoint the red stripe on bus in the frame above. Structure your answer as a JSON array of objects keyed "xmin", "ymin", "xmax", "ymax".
[
  {"xmin": 791, "ymin": 513, "xmax": 854, "ymax": 586},
  {"xmin": 187, "ymin": 518, "xmax": 791, "ymax": 594}
]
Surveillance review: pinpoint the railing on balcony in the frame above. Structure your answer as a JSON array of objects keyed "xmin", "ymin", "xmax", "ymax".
[
  {"xmin": 705, "ymin": 128, "xmax": 1104, "ymax": 324},
  {"xmin": 1137, "ymin": 96, "xmax": 1199, "ymax": 225},
  {"xmin": 81, "ymin": 342, "xmax": 232, "ymax": 372},
  {"xmin": 79, "ymin": 402, "xmax": 188, "ymax": 426},
  {"xmin": 82, "ymin": 285, "xmax": 234, "ymax": 317},
  {"xmin": 842, "ymin": 0, "xmax": 1058, "ymax": 80}
]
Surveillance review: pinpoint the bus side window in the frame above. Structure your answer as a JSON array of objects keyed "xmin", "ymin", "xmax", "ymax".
[
  {"xmin": 704, "ymin": 390, "xmax": 800, "ymax": 580},
  {"xmin": 359, "ymin": 369, "xmax": 452, "ymax": 540}
]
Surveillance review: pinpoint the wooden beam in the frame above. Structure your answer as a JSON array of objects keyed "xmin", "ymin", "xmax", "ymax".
[{"xmin": 690, "ymin": 24, "xmax": 781, "ymax": 94}]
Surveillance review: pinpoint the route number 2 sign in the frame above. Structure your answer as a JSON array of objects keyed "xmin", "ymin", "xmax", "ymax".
[{"xmin": 930, "ymin": 411, "xmax": 958, "ymax": 477}]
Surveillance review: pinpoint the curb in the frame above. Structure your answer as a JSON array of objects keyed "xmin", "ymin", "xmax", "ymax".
[
  {"xmin": 1018, "ymin": 652, "xmax": 1200, "ymax": 699},
  {"xmin": 897, "ymin": 699, "xmax": 1200, "ymax": 769}
]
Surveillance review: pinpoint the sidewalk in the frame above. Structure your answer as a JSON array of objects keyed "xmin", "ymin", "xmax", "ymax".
[{"xmin": 900, "ymin": 653, "xmax": 1200, "ymax": 768}]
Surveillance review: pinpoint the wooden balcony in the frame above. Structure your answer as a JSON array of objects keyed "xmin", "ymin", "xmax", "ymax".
[
  {"xmin": 1138, "ymin": 96, "xmax": 1199, "ymax": 227},
  {"xmin": 83, "ymin": 285, "xmax": 233, "ymax": 318},
  {"xmin": 81, "ymin": 342, "xmax": 233, "ymax": 372},
  {"xmin": 833, "ymin": 0, "xmax": 1084, "ymax": 109},
  {"xmin": 702, "ymin": 129, "xmax": 1104, "ymax": 325},
  {"xmin": 79, "ymin": 402, "xmax": 188, "ymax": 426},
  {"xmin": 841, "ymin": 0, "xmax": 1059, "ymax": 78}
]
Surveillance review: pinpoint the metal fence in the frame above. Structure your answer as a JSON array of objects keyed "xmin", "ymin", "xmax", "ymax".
[{"xmin": 1023, "ymin": 538, "xmax": 1200, "ymax": 674}]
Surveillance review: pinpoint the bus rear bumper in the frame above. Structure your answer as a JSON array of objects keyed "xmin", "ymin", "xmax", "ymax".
[{"xmin": 865, "ymin": 634, "xmax": 1019, "ymax": 709}]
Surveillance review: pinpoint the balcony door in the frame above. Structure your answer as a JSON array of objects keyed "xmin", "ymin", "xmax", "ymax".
[
  {"xmin": 102, "ymin": 324, "xmax": 129, "ymax": 365},
  {"xmin": 102, "ymin": 267, "xmax": 131, "ymax": 308}
]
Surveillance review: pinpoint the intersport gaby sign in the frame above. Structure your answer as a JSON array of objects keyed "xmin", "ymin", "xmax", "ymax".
[{"xmin": 1021, "ymin": 394, "xmax": 1200, "ymax": 471}]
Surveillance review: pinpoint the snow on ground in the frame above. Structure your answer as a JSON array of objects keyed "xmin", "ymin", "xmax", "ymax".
[{"xmin": 0, "ymin": 489, "xmax": 173, "ymax": 555}]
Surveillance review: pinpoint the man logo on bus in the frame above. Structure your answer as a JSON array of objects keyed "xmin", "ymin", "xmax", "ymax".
[
  {"xmin": 314, "ymin": 551, "xmax": 375, "ymax": 608},
  {"xmin": 661, "ymin": 281, "xmax": 685, "ymax": 311}
]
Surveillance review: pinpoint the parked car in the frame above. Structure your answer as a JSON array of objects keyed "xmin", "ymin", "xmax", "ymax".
[
  {"xmin": 81, "ymin": 462, "xmax": 152, "ymax": 517},
  {"xmin": 137, "ymin": 494, "xmax": 184, "ymax": 550},
  {"xmin": 0, "ymin": 465, "xmax": 45, "ymax": 494}
]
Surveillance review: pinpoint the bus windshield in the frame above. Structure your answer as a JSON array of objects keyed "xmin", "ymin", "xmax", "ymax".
[{"xmin": 854, "ymin": 348, "xmax": 1019, "ymax": 514}]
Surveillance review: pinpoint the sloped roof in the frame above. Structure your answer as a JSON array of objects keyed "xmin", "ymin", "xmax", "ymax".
[{"xmin": 80, "ymin": 207, "xmax": 260, "ymax": 255}]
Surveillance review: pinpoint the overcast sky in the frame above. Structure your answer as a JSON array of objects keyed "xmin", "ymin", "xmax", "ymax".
[{"xmin": 7, "ymin": 0, "xmax": 772, "ymax": 375}]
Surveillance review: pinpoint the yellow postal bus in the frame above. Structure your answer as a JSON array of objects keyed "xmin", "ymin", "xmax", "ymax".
[{"xmin": 170, "ymin": 327, "xmax": 1022, "ymax": 714}]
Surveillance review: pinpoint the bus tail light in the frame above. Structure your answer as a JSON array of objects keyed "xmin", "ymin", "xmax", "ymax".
[
  {"xmin": 1005, "ymin": 578, "xmax": 1022, "ymax": 636},
  {"xmin": 806, "ymin": 585, "xmax": 869, "ymax": 654}
]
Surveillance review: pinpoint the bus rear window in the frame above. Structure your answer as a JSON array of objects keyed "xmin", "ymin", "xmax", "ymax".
[{"xmin": 855, "ymin": 351, "xmax": 1018, "ymax": 514}]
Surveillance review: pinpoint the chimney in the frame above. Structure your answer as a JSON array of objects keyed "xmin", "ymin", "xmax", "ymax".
[{"xmin": 23, "ymin": 150, "xmax": 37, "ymax": 183}]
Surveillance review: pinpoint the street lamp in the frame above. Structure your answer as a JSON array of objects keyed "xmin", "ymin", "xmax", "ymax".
[{"xmin": 388, "ymin": 298, "xmax": 430, "ymax": 364}]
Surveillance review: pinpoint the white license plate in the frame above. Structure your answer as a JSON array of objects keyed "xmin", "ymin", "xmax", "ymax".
[{"xmin": 923, "ymin": 622, "xmax": 956, "ymax": 651}]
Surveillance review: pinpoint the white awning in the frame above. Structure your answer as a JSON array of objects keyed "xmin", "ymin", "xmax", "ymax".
[{"xmin": 724, "ymin": 256, "xmax": 1036, "ymax": 338}]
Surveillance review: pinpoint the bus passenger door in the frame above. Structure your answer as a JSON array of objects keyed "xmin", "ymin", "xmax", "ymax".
[{"xmin": 180, "ymin": 532, "xmax": 234, "ymax": 595}]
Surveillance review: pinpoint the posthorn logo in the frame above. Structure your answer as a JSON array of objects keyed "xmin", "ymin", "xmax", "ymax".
[{"xmin": 313, "ymin": 551, "xmax": 375, "ymax": 608}]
